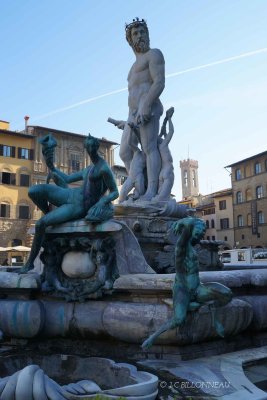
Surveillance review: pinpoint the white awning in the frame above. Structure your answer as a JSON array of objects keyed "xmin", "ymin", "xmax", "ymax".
[{"xmin": 0, "ymin": 246, "xmax": 31, "ymax": 252}]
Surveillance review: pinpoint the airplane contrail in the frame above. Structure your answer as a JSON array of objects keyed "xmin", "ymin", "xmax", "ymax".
[
  {"xmin": 166, "ymin": 47, "xmax": 267, "ymax": 78},
  {"xmin": 31, "ymin": 47, "xmax": 267, "ymax": 122},
  {"xmin": 31, "ymin": 87, "xmax": 127, "ymax": 122}
]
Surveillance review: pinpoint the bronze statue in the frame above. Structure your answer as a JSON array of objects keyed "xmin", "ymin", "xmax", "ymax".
[
  {"xmin": 142, "ymin": 217, "xmax": 233, "ymax": 348},
  {"xmin": 20, "ymin": 133, "xmax": 119, "ymax": 273}
]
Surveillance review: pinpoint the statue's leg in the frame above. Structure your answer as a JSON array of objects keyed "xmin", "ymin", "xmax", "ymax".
[
  {"xmin": 20, "ymin": 203, "xmax": 84, "ymax": 273},
  {"xmin": 119, "ymin": 178, "xmax": 134, "ymax": 203},
  {"xmin": 196, "ymin": 282, "xmax": 232, "ymax": 306},
  {"xmin": 119, "ymin": 124, "xmax": 137, "ymax": 173},
  {"xmin": 196, "ymin": 283, "xmax": 233, "ymax": 337},
  {"xmin": 134, "ymin": 173, "xmax": 145, "ymax": 199},
  {"xmin": 155, "ymin": 170, "xmax": 174, "ymax": 201},
  {"xmin": 139, "ymin": 116, "xmax": 161, "ymax": 201},
  {"xmin": 28, "ymin": 184, "xmax": 72, "ymax": 212},
  {"xmin": 28, "ymin": 184, "xmax": 50, "ymax": 214},
  {"xmin": 142, "ymin": 284, "xmax": 189, "ymax": 349}
]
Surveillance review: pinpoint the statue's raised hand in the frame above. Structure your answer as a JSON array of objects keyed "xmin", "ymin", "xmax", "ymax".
[
  {"xmin": 166, "ymin": 106, "xmax": 174, "ymax": 119},
  {"xmin": 42, "ymin": 147, "xmax": 55, "ymax": 171},
  {"xmin": 50, "ymin": 171, "xmax": 68, "ymax": 188}
]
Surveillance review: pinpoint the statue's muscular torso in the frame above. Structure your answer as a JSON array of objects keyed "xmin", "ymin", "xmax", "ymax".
[{"xmin": 127, "ymin": 49, "xmax": 163, "ymax": 114}]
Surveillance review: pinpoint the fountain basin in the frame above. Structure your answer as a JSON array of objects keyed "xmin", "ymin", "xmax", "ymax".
[{"xmin": 0, "ymin": 354, "xmax": 158, "ymax": 399}]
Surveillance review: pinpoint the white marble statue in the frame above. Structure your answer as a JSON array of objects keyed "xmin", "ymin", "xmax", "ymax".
[
  {"xmin": 119, "ymin": 18, "xmax": 165, "ymax": 201},
  {"xmin": 108, "ymin": 106, "xmax": 175, "ymax": 203},
  {"xmin": 153, "ymin": 107, "xmax": 175, "ymax": 201}
]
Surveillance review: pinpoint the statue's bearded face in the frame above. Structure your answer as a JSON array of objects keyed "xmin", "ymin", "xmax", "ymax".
[{"xmin": 130, "ymin": 25, "xmax": 150, "ymax": 53}]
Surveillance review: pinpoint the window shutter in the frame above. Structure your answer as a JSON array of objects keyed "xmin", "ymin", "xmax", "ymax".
[
  {"xmin": 30, "ymin": 149, "xmax": 34, "ymax": 160},
  {"xmin": 0, "ymin": 145, "xmax": 3, "ymax": 156},
  {"xmin": 11, "ymin": 146, "xmax": 16, "ymax": 157},
  {"xmin": 18, "ymin": 147, "xmax": 22, "ymax": 159},
  {"xmin": 11, "ymin": 173, "xmax": 16, "ymax": 185}
]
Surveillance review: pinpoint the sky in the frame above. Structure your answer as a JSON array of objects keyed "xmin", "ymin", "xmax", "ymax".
[{"xmin": 1, "ymin": 0, "xmax": 267, "ymax": 199}]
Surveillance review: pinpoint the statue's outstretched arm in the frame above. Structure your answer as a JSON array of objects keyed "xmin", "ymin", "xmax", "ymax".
[
  {"xmin": 51, "ymin": 168, "xmax": 84, "ymax": 185},
  {"xmin": 107, "ymin": 117, "xmax": 125, "ymax": 130}
]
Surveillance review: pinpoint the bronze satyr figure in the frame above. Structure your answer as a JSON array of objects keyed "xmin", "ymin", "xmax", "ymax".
[{"xmin": 142, "ymin": 217, "xmax": 233, "ymax": 348}]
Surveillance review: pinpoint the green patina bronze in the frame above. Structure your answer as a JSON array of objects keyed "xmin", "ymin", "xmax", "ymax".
[
  {"xmin": 142, "ymin": 217, "xmax": 233, "ymax": 348},
  {"xmin": 20, "ymin": 133, "xmax": 119, "ymax": 273}
]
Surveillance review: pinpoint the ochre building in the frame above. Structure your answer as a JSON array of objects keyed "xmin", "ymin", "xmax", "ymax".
[{"xmin": 225, "ymin": 151, "xmax": 267, "ymax": 248}]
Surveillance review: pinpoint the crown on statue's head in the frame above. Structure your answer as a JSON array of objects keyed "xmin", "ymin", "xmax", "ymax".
[{"xmin": 125, "ymin": 17, "xmax": 147, "ymax": 32}]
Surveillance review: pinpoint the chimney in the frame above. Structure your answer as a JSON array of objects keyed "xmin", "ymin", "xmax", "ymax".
[{"xmin": 24, "ymin": 115, "xmax": 30, "ymax": 132}]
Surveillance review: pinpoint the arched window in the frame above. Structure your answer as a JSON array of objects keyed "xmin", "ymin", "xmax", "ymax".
[
  {"xmin": 20, "ymin": 174, "xmax": 30, "ymax": 187},
  {"xmin": 235, "ymin": 169, "xmax": 242, "ymax": 180},
  {"xmin": 255, "ymin": 162, "xmax": 262, "ymax": 174},
  {"xmin": 206, "ymin": 220, "xmax": 210, "ymax": 229},
  {"xmin": 184, "ymin": 170, "xmax": 188, "ymax": 186},
  {"xmin": 211, "ymin": 219, "xmax": 215, "ymax": 228},
  {"xmin": 258, "ymin": 211, "xmax": 264, "ymax": 224},
  {"xmin": 18, "ymin": 204, "xmax": 30, "ymax": 219},
  {"xmin": 12, "ymin": 239, "xmax": 22, "ymax": 246},
  {"xmin": 192, "ymin": 170, "xmax": 196, "ymax": 187},
  {"xmin": 246, "ymin": 188, "xmax": 252, "ymax": 201},
  {"xmin": 236, "ymin": 191, "xmax": 243, "ymax": 204},
  {"xmin": 256, "ymin": 185, "xmax": 264, "ymax": 199},
  {"xmin": 237, "ymin": 215, "xmax": 244, "ymax": 227},
  {"xmin": 69, "ymin": 153, "xmax": 82, "ymax": 172},
  {"xmin": 0, "ymin": 203, "xmax": 10, "ymax": 218},
  {"xmin": 247, "ymin": 213, "xmax": 252, "ymax": 226}
]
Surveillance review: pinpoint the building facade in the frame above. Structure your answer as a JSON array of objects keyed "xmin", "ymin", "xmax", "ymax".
[
  {"xmin": 212, "ymin": 189, "xmax": 234, "ymax": 248},
  {"xmin": 225, "ymin": 151, "xmax": 267, "ymax": 248},
  {"xmin": 196, "ymin": 189, "xmax": 234, "ymax": 249},
  {"xmin": 0, "ymin": 125, "xmax": 36, "ymax": 263},
  {"xmin": 27, "ymin": 125, "xmax": 116, "ymax": 185}
]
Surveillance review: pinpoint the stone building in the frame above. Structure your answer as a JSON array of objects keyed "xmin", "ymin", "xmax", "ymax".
[
  {"xmin": 225, "ymin": 151, "xmax": 267, "ymax": 248},
  {"xmin": 0, "ymin": 121, "xmax": 117, "ymax": 264},
  {"xmin": 0, "ymin": 121, "xmax": 35, "ymax": 263},
  {"xmin": 180, "ymin": 158, "xmax": 199, "ymax": 200},
  {"xmin": 197, "ymin": 189, "xmax": 234, "ymax": 249},
  {"xmin": 27, "ymin": 125, "xmax": 117, "ymax": 188}
]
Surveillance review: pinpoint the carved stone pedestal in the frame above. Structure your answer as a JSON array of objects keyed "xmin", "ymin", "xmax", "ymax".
[
  {"xmin": 114, "ymin": 200, "xmax": 189, "ymax": 272},
  {"xmin": 39, "ymin": 219, "xmax": 154, "ymax": 301},
  {"xmin": 41, "ymin": 220, "xmax": 121, "ymax": 301}
]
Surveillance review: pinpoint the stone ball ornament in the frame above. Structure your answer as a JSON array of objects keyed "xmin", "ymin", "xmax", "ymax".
[{"xmin": 61, "ymin": 251, "xmax": 96, "ymax": 279}]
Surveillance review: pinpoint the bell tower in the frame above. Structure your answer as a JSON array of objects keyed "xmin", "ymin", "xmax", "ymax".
[{"xmin": 180, "ymin": 159, "xmax": 199, "ymax": 199}]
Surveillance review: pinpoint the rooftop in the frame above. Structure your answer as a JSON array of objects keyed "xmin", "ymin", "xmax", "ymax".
[
  {"xmin": 225, "ymin": 151, "xmax": 267, "ymax": 168},
  {"xmin": 0, "ymin": 129, "xmax": 36, "ymax": 139},
  {"xmin": 29, "ymin": 125, "xmax": 118, "ymax": 146}
]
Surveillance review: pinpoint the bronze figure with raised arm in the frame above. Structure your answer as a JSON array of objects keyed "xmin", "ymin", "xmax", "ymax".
[
  {"xmin": 142, "ymin": 217, "xmax": 233, "ymax": 348},
  {"xmin": 20, "ymin": 133, "xmax": 119, "ymax": 273}
]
